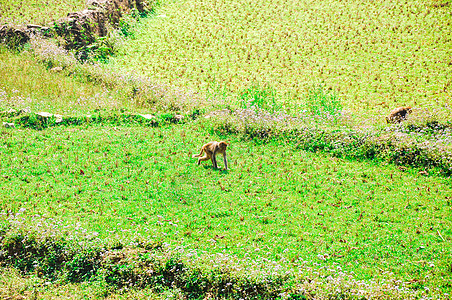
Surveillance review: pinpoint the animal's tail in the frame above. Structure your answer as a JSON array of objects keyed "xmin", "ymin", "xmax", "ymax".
[{"xmin": 192, "ymin": 148, "xmax": 203, "ymax": 158}]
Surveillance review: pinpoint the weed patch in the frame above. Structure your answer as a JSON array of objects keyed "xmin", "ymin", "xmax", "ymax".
[
  {"xmin": 305, "ymin": 84, "xmax": 342, "ymax": 121},
  {"xmin": 239, "ymin": 85, "xmax": 281, "ymax": 114}
]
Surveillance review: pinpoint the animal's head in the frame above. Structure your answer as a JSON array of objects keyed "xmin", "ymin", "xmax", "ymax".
[
  {"xmin": 218, "ymin": 141, "xmax": 228, "ymax": 150},
  {"xmin": 405, "ymin": 106, "xmax": 412, "ymax": 114}
]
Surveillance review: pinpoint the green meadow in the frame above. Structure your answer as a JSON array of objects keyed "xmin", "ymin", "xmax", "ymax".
[
  {"xmin": 0, "ymin": 0, "xmax": 451, "ymax": 298},
  {"xmin": 1, "ymin": 123, "xmax": 452, "ymax": 283}
]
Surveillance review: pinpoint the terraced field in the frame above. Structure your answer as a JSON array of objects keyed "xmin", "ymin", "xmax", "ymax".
[
  {"xmin": 108, "ymin": 0, "xmax": 452, "ymax": 122},
  {"xmin": 0, "ymin": 0, "xmax": 451, "ymax": 298},
  {"xmin": 1, "ymin": 123, "xmax": 451, "ymax": 297}
]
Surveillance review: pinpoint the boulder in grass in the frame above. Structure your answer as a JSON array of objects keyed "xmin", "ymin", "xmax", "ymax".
[
  {"xmin": 36, "ymin": 112, "xmax": 53, "ymax": 119},
  {"xmin": 2, "ymin": 122, "xmax": 15, "ymax": 129},
  {"xmin": 50, "ymin": 66, "xmax": 64, "ymax": 73},
  {"xmin": 138, "ymin": 114, "xmax": 156, "ymax": 120},
  {"xmin": 36, "ymin": 112, "xmax": 63, "ymax": 123},
  {"xmin": 26, "ymin": 24, "xmax": 42, "ymax": 30},
  {"xmin": 174, "ymin": 114, "xmax": 184, "ymax": 122},
  {"xmin": 54, "ymin": 114, "xmax": 63, "ymax": 123}
]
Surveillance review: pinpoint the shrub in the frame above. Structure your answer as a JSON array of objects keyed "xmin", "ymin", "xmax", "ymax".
[{"xmin": 0, "ymin": 223, "xmax": 436, "ymax": 299}]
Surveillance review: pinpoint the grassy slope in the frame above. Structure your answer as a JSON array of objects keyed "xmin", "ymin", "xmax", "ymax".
[
  {"xmin": 108, "ymin": 0, "xmax": 452, "ymax": 122},
  {"xmin": 0, "ymin": 0, "xmax": 451, "ymax": 297},
  {"xmin": 1, "ymin": 123, "xmax": 451, "ymax": 292},
  {"xmin": 0, "ymin": 47, "xmax": 137, "ymax": 114},
  {"xmin": 0, "ymin": 0, "xmax": 85, "ymax": 25}
]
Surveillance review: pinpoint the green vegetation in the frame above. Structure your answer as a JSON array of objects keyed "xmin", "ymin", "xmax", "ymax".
[
  {"xmin": 0, "ymin": 47, "xmax": 134, "ymax": 114},
  {"xmin": 0, "ymin": 0, "xmax": 452, "ymax": 298},
  {"xmin": 0, "ymin": 0, "xmax": 85, "ymax": 25},
  {"xmin": 0, "ymin": 123, "xmax": 451, "ymax": 297},
  {"xmin": 108, "ymin": 0, "xmax": 452, "ymax": 121}
]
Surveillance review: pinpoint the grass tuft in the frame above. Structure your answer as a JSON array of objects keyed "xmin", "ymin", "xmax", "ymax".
[
  {"xmin": 306, "ymin": 84, "xmax": 342, "ymax": 121},
  {"xmin": 239, "ymin": 85, "xmax": 281, "ymax": 114}
]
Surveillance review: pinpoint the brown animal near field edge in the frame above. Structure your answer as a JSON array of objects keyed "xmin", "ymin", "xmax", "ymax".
[
  {"xmin": 193, "ymin": 141, "xmax": 229, "ymax": 170},
  {"xmin": 386, "ymin": 106, "xmax": 412, "ymax": 124}
]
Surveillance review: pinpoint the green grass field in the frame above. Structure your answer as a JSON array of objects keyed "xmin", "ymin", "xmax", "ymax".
[
  {"xmin": 0, "ymin": 0, "xmax": 452, "ymax": 298},
  {"xmin": 1, "ymin": 123, "xmax": 451, "ymax": 294},
  {"xmin": 0, "ymin": 47, "xmax": 134, "ymax": 114}
]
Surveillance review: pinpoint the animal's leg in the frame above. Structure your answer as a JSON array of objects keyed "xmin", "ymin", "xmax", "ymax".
[{"xmin": 198, "ymin": 155, "xmax": 210, "ymax": 165}]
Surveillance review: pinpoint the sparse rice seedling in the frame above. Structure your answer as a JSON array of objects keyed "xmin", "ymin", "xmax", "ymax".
[{"xmin": 107, "ymin": 0, "xmax": 452, "ymax": 123}]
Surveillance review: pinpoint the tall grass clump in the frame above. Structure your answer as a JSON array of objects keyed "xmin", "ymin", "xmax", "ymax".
[
  {"xmin": 306, "ymin": 84, "xmax": 342, "ymax": 121},
  {"xmin": 240, "ymin": 85, "xmax": 281, "ymax": 114}
]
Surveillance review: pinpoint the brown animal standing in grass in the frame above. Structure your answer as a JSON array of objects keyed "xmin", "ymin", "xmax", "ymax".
[
  {"xmin": 193, "ymin": 141, "xmax": 229, "ymax": 170},
  {"xmin": 386, "ymin": 106, "xmax": 412, "ymax": 124}
]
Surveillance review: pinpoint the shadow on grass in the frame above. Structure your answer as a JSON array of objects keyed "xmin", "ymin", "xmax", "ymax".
[{"xmin": 201, "ymin": 165, "xmax": 229, "ymax": 173}]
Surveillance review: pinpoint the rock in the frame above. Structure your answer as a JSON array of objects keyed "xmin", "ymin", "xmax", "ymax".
[
  {"xmin": 55, "ymin": 0, "xmax": 150, "ymax": 50},
  {"xmin": 174, "ymin": 114, "xmax": 184, "ymax": 122},
  {"xmin": 2, "ymin": 122, "xmax": 15, "ymax": 129},
  {"xmin": 1, "ymin": 0, "xmax": 154, "ymax": 53},
  {"xmin": 138, "ymin": 114, "xmax": 155, "ymax": 120},
  {"xmin": 7, "ymin": 108, "xmax": 18, "ymax": 116},
  {"xmin": 0, "ymin": 25, "xmax": 30, "ymax": 47},
  {"xmin": 20, "ymin": 107, "xmax": 31, "ymax": 114},
  {"xmin": 36, "ymin": 112, "xmax": 63, "ymax": 123},
  {"xmin": 27, "ymin": 24, "xmax": 42, "ymax": 29},
  {"xmin": 55, "ymin": 10, "xmax": 108, "ymax": 49},
  {"xmin": 1, "ymin": 0, "xmax": 154, "ymax": 52},
  {"xmin": 50, "ymin": 66, "xmax": 63, "ymax": 72},
  {"xmin": 54, "ymin": 114, "xmax": 63, "ymax": 123},
  {"xmin": 36, "ymin": 112, "xmax": 53, "ymax": 118}
]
